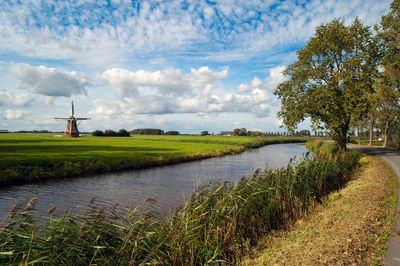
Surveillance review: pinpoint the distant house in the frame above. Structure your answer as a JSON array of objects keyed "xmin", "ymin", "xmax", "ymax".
[
  {"xmin": 218, "ymin": 131, "xmax": 234, "ymax": 136},
  {"xmin": 0, "ymin": 130, "xmax": 9, "ymax": 133}
]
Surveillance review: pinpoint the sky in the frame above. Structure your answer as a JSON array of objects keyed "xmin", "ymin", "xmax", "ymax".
[{"xmin": 0, "ymin": 0, "xmax": 392, "ymax": 134}]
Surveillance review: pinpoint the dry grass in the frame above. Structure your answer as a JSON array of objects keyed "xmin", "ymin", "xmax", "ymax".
[{"xmin": 245, "ymin": 156, "xmax": 399, "ymax": 265}]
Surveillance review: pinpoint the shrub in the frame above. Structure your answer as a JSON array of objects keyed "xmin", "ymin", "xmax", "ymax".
[
  {"xmin": 92, "ymin": 130, "xmax": 104, "ymax": 136},
  {"xmin": 104, "ymin": 129, "xmax": 118, "ymax": 136},
  {"xmin": 131, "ymin": 128, "xmax": 164, "ymax": 135},
  {"xmin": 118, "ymin": 129, "xmax": 130, "ymax": 137},
  {"xmin": 166, "ymin": 131, "xmax": 180, "ymax": 135},
  {"xmin": 201, "ymin": 131, "xmax": 209, "ymax": 136}
]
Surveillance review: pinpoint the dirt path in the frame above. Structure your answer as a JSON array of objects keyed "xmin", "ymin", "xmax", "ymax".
[{"xmin": 348, "ymin": 145, "xmax": 400, "ymax": 265}]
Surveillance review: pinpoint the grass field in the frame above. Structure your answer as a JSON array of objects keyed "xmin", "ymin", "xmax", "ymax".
[{"xmin": 0, "ymin": 133, "xmax": 306, "ymax": 185}]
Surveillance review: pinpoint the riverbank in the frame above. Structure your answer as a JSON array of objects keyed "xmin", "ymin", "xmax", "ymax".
[
  {"xmin": 0, "ymin": 134, "xmax": 307, "ymax": 186},
  {"xmin": 0, "ymin": 141, "xmax": 361, "ymax": 264},
  {"xmin": 244, "ymin": 154, "xmax": 398, "ymax": 264}
]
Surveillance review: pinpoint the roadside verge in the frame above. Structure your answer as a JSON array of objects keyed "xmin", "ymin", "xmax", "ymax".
[{"xmin": 244, "ymin": 155, "xmax": 398, "ymax": 265}]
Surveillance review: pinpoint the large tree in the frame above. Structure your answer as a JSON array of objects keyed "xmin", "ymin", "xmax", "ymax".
[
  {"xmin": 374, "ymin": 73, "xmax": 399, "ymax": 148},
  {"xmin": 380, "ymin": 0, "xmax": 400, "ymax": 148},
  {"xmin": 274, "ymin": 19, "xmax": 378, "ymax": 151}
]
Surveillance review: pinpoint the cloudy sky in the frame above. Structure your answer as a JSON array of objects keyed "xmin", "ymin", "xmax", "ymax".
[{"xmin": 0, "ymin": 0, "xmax": 391, "ymax": 134}]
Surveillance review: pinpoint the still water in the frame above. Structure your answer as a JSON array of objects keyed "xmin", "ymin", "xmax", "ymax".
[{"xmin": 0, "ymin": 143, "xmax": 308, "ymax": 218}]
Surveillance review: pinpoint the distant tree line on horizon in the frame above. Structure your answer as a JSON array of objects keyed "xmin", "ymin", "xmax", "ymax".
[
  {"xmin": 92, "ymin": 129, "xmax": 130, "ymax": 137},
  {"xmin": 90, "ymin": 127, "xmax": 316, "ymax": 138},
  {"xmin": 130, "ymin": 128, "xmax": 180, "ymax": 135}
]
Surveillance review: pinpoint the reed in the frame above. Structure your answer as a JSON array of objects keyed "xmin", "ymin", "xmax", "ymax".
[{"xmin": 0, "ymin": 141, "xmax": 360, "ymax": 265}]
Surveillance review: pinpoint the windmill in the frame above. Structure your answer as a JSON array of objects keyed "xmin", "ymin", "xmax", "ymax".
[{"xmin": 55, "ymin": 102, "xmax": 90, "ymax": 137}]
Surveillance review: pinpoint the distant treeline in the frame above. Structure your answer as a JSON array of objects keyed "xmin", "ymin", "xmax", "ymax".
[
  {"xmin": 92, "ymin": 128, "xmax": 181, "ymax": 136},
  {"xmin": 131, "ymin": 128, "xmax": 180, "ymax": 135},
  {"xmin": 92, "ymin": 129, "xmax": 130, "ymax": 137}
]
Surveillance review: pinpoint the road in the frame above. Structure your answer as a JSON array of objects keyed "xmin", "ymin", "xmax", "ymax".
[{"xmin": 348, "ymin": 145, "xmax": 400, "ymax": 265}]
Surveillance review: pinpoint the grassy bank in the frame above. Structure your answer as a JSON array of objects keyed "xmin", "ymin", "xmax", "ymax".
[
  {"xmin": 245, "ymin": 149, "xmax": 398, "ymax": 264},
  {"xmin": 0, "ymin": 134, "xmax": 306, "ymax": 185},
  {"xmin": 0, "ymin": 142, "xmax": 361, "ymax": 264}
]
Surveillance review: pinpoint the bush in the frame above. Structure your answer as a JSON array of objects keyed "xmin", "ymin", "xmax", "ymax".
[
  {"xmin": 92, "ymin": 129, "xmax": 130, "ymax": 137},
  {"xmin": 104, "ymin": 129, "xmax": 118, "ymax": 136},
  {"xmin": 166, "ymin": 131, "xmax": 180, "ymax": 135},
  {"xmin": 92, "ymin": 130, "xmax": 104, "ymax": 136},
  {"xmin": 118, "ymin": 129, "xmax": 130, "ymax": 137},
  {"xmin": 201, "ymin": 131, "xmax": 209, "ymax": 136},
  {"xmin": 131, "ymin": 128, "xmax": 164, "ymax": 135}
]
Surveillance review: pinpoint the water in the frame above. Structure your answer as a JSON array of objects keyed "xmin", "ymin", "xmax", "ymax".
[{"xmin": 0, "ymin": 143, "xmax": 308, "ymax": 218}]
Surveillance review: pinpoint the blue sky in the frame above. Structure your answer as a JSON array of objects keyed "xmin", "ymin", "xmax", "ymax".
[{"xmin": 0, "ymin": 0, "xmax": 392, "ymax": 134}]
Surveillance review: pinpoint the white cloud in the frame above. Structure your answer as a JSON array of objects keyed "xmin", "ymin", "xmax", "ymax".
[
  {"xmin": 91, "ymin": 66, "xmax": 274, "ymax": 119},
  {"xmin": 89, "ymin": 92, "xmax": 271, "ymax": 119},
  {"xmin": 8, "ymin": 63, "xmax": 90, "ymax": 97},
  {"xmin": 236, "ymin": 77, "xmax": 262, "ymax": 93},
  {"xmin": 264, "ymin": 66, "xmax": 286, "ymax": 91},
  {"xmin": 2, "ymin": 109, "xmax": 30, "ymax": 120},
  {"xmin": 99, "ymin": 66, "xmax": 228, "ymax": 98},
  {"xmin": 0, "ymin": 0, "xmax": 390, "ymax": 67},
  {"xmin": 0, "ymin": 90, "xmax": 33, "ymax": 106}
]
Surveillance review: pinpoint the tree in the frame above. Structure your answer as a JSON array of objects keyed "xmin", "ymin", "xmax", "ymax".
[
  {"xmin": 200, "ymin": 131, "xmax": 209, "ymax": 136},
  {"xmin": 92, "ymin": 130, "xmax": 104, "ymax": 136},
  {"xmin": 118, "ymin": 129, "xmax": 130, "ymax": 137},
  {"xmin": 379, "ymin": 0, "xmax": 400, "ymax": 148},
  {"xmin": 166, "ymin": 131, "xmax": 180, "ymax": 135},
  {"xmin": 233, "ymin": 128, "xmax": 247, "ymax": 136},
  {"xmin": 274, "ymin": 19, "xmax": 377, "ymax": 151},
  {"xmin": 131, "ymin": 128, "xmax": 164, "ymax": 135},
  {"xmin": 375, "ymin": 73, "xmax": 399, "ymax": 148}
]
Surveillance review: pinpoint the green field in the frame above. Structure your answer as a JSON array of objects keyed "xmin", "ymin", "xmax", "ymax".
[{"xmin": 0, "ymin": 133, "xmax": 306, "ymax": 185}]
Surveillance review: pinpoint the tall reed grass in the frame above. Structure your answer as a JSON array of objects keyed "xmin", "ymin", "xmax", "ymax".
[{"xmin": 0, "ymin": 142, "xmax": 360, "ymax": 265}]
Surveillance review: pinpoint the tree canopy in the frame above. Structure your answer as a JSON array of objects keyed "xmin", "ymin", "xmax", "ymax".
[{"xmin": 274, "ymin": 19, "xmax": 378, "ymax": 150}]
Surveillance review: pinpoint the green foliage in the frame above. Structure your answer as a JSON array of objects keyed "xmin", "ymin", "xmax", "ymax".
[
  {"xmin": 381, "ymin": 0, "xmax": 400, "ymax": 84},
  {"xmin": 131, "ymin": 128, "xmax": 164, "ymax": 135},
  {"xmin": 247, "ymin": 131, "xmax": 264, "ymax": 137},
  {"xmin": 92, "ymin": 129, "xmax": 130, "ymax": 137},
  {"xmin": 91, "ymin": 130, "xmax": 104, "ymax": 136},
  {"xmin": 0, "ymin": 144, "xmax": 360, "ymax": 265},
  {"xmin": 165, "ymin": 130, "xmax": 180, "ymax": 135},
  {"xmin": 275, "ymin": 19, "xmax": 378, "ymax": 150},
  {"xmin": 201, "ymin": 130, "xmax": 209, "ymax": 136},
  {"xmin": 118, "ymin": 129, "xmax": 130, "ymax": 137},
  {"xmin": 233, "ymin": 128, "xmax": 247, "ymax": 136}
]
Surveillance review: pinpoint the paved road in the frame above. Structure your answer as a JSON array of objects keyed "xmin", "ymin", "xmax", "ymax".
[{"xmin": 348, "ymin": 145, "xmax": 400, "ymax": 265}]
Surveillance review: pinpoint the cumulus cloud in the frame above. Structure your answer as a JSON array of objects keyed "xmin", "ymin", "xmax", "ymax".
[
  {"xmin": 236, "ymin": 77, "xmax": 262, "ymax": 93},
  {"xmin": 91, "ymin": 65, "xmax": 275, "ymax": 119},
  {"xmin": 264, "ymin": 66, "xmax": 286, "ymax": 91},
  {"xmin": 0, "ymin": 90, "xmax": 33, "ymax": 106},
  {"xmin": 2, "ymin": 109, "xmax": 30, "ymax": 120},
  {"xmin": 8, "ymin": 63, "xmax": 90, "ymax": 97},
  {"xmin": 0, "ymin": 0, "xmax": 390, "ymax": 66},
  {"xmin": 99, "ymin": 66, "xmax": 228, "ymax": 98},
  {"xmin": 89, "ymin": 92, "xmax": 270, "ymax": 119}
]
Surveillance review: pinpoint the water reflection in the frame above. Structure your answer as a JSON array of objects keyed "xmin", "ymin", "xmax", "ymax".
[{"xmin": 0, "ymin": 143, "xmax": 308, "ymax": 218}]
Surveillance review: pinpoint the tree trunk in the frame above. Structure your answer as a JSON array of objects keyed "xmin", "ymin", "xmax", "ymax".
[
  {"xmin": 383, "ymin": 121, "xmax": 389, "ymax": 149},
  {"xmin": 336, "ymin": 126, "xmax": 348, "ymax": 152},
  {"xmin": 358, "ymin": 124, "xmax": 362, "ymax": 145},
  {"xmin": 350, "ymin": 125, "xmax": 355, "ymax": 140},
  {"xmin": 369, "ymin": 113, "xmax": 374, "ymax": 146}
]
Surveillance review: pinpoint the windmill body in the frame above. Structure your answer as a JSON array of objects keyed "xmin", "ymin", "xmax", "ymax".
[{"xmin": 55, "ymin": 102, "xmax": 90, "ymax": 137}]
